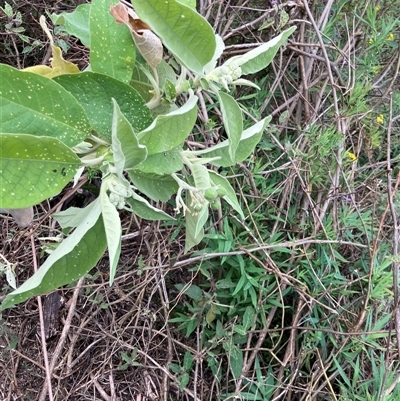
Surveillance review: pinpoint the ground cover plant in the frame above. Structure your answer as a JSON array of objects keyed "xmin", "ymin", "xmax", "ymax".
[{"xmin": 0, "ymin": 0, "xmax": 400, "ymax": 400}]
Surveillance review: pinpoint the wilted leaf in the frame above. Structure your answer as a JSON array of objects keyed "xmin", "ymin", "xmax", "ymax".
[
  {"xmin": 110, "ymin": 3, "xmax": 162, "ymax": 70},
  {"xmin": 0, "ymin": 207, "xmax": 34, "ymax": 227}
]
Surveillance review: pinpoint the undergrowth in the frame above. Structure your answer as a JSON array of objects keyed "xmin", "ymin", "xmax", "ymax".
[{"xmin": 1, "ymin": 0, "xmax": 399, "ymax": 400}]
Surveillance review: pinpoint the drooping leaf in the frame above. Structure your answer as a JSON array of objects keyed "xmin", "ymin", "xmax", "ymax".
[
  {"xmin": 192, "ymin": 116, "xmax": 271, "ymax": 167},
  {"xmin": 90, "ymin": 0, "xmax": 136, "ymax": 83},
  {"xmin": 208, "ymin": 171, "xmax": 244, "ymax": 219},
  {"xmin": 135, "ymin": 147, "xmax": 183, "ymax": 175},
  {"xmin": 137, "ymin": 94, "xmax": 198, "ymax": 154},
  {"xmin": 0, "ymin": 64, "xmax": 90, "ymax": 147},
  {"xmin": 54, "ymin": 72, "xmax": 152, "ymax": 141},
  {"xmin": 126, "ymin": 192, "xmax": 174, "ymax": 220},
  {"xmin": 23, "ymin": 46, "xmax": 80, "ymax": 78},
  {"xmin": 0, "ymin": 134, "xmax": 81, "ymax": 209},
  {"xmin": 111, "ymin": 99, "xmax": 147, "ymax": 173},
  {"xmin": 130, "ymin": 0, "xmax": 216, "ymax": 74},
  {"xmin": 0, "ymin": 199, "xmax": 106, "ymax": 311},
  {"xmin": 100, "ymin": 179, "xmax": 122, "ymax": 285},
  {"xmin": 218, "ymin": 91, "xmax": 243, "ymax": 162},
  {"xmin": 110, "ymin": 3, "xmax": 162, "ymax": 70},
  {"xmin": 23, "ymin": 16, "xmax": 80, "ymax": 78},
  {"xmin": 51, "ymin": 3, "xmax": 91, "ymax": 47},
  {"xmin": 128, "ymin": 171, "xmax": 178, "ymax": 202}
]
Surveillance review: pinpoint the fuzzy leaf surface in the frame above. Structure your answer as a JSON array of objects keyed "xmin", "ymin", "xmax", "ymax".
[
  {"xmin": 0, "ymin": 200, "xmax": 106, "ymax": 311},
  {"xmin": 218, "ymin": 91, "xmax": 243, "ymax": 162},
  {"xmin": 130, "ymin": 0, "xmax": 216, "ymax": 74},
  {"xmin": 137, "ymin": 94, "xmax": 198, "ymax": 154},
  {"xmin": 100, "ymin": 180, "xmax": 122, "ymax": 285},
  {"xmin": 111, "ymin": 99, "xmax": 147, "ymax": 172},
  {"xmin": 128, "ymin": 171, "xmax": 178, "ymax": 202},
  {"xmin": 193, "ymin": 116, "xmax": 271, "ymax": 167},
  {"xmin": 126, "ymin": 192, "xmax": 174, "ymax": 220},
  {"xmin": 208, "ymin": 171, "xmax": 244, "ymax": 219}
]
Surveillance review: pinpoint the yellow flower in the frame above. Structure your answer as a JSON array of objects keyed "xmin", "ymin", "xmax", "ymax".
[
  {"xmin": 376, "ymin": 114, "xmax": 384, "ymax": 124},
  {"xmin": 368, "ymin": 38, "xmax": 374, "ymax": 45},
  {"xmin": 372, "ymin": 65, "xmax": 380, "ymax": 74},
  {"xmin": 346, "ymin": 151, "xmax": 357, "ymax": 161},
  {"xmin": 387, "ymin": 33, "xmax": 395, "ymax": 41},
  {"xmin": 375, "ymin": 6, "xmax": 381, "ymax": 11}
]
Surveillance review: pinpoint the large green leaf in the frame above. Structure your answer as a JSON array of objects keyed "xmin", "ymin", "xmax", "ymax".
[
  {"xmin": 0, "ymin": 134, "xmax": 81, "ymax": 209},
  {"xmin": 111, "ymin": 99, "xmax": 147, "ymax": 173},
  {"xmin": 130, "ymin": 0, "xmax": 216, "ymax": 74},
  {"xmin": 51, "ymin": 3, "xmax": 91, "ymax": 47},
  {"xmin": 136, "ymin": 147, "xmax": 183, "ymax": 175},
  {"xmin": 0, "ymin": 199, "xmax": 107, "ymax": 311},
  {"xmin": 54, "ymin": 72, "xmax": 152, "ymax": 141},
  {"xmin": 137, "ymin": 94, "xmax": 198, "ymax": 154},
  {"xmin": 225, "ymin": 27, "xmax": 296, "ymax": 75},
  {"xmin": 89, "ymin": 0, "xmax": 136, "ymax": 83},
  {"xmin": 128, "ymin": 171, "xmax": 178, "ymax": 202},
  {"xmin": 218, "ymin": 91, "xmax": 243, "ymax": 162},
  {"xmin": 100, "ymin": 179, "xmax": 122, "ymax": 285},
  {"xmin": 192, "ymin": 116, "xmax": 271, "ymax": 167},
  {"xmin": 0, "ymin": 65, "xmax": 90, "ymax": 147}
]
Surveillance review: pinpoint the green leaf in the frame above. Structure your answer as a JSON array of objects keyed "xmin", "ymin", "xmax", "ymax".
[
  {"xmin": 208, "ymin": 171, "xmax": 244, "ymax": 219},
  {"xmin": 111, "ymin": 99, "xmax": 147, "ymax": 172},
  {"xmin": 100, "ymin": 179, "xmax": 122, "ymax": 285},
  {"xmin": 175, "ymin": 283, "xmax": 203, "ymax": 301},
  {"xmin": 176, "ymin": 0, "xmax": 196, "ymax": 10},
  {"xmin": 126, "ymin": 192, "xmax": 174, "ymax": 221},
  {"xmin": 225, "ymin": 26, "xmax": 296, "ymax": 75},
  {"xmin": 54, "ymin": 72, "xmax": 152, "ymax": 141},
  {"xmin": 0, "ymin": 134, "xmax": 81, "ymax": 209},
  {"xmin": 137, "ymin": 94, "xmax": 198, "ymax": 154},
  {"xmin": 0, "ymin": 65, "xmax": 90, "ymax": 147},
  {"xmin": 184, "ymin": 192, "xmax": 208, "ymax": 252},
  {"xmin": 51, "ymin": 3, "xmax": 91, "ymax": 47},
  {"xmin": 136, "ymin": 147, "xmax": 183, "ymax": 175},
  {"xmin": 192, "ymin": 116, "xmax": 271, "ymax": 167},
  {"xmin": 130, "ymin": 0, "xmax": 216, "ymax": 74},
  {"xmin": 243, "ymin": 306, "xmax": 255, "ymax": 330},
  {"xmin": 183, "ymin": 351, "xmax": 193, "ymax": 371},
  {"xmin": 218, "ymin": 91, "xmax": 243, "ymax": 162},
  {"xmin": 89, "ymin": 0, "xmax": 136, "ymax": 83},
  {"xmin": 52, "ymin": 201, "xmax": 99, "ymax": 229},
  {"xmin": 128, "ymin": 171, "xmax": 178, "ymax": 202},
  {"xmin": 0, "ymin": 199, "xmax": 107, "ymax": 311},
  {"xmin": 179, "ymin": 373, "xmax": 190, "ymax": 390},
  {"xmin": 229, "ymin": 344, "xmax": 244, "ymax": 380},
  {"xmin": 191, "ymin": 163, "xmax": 211, "ymax": 190}
]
